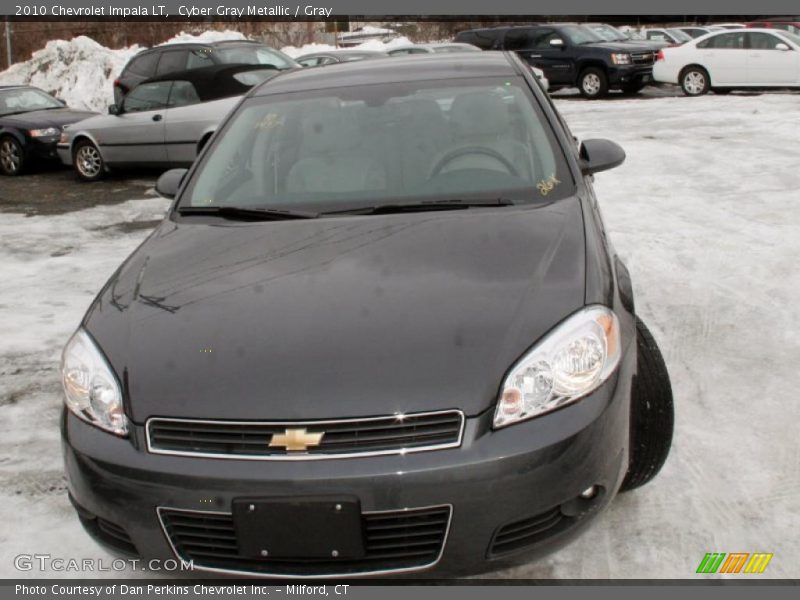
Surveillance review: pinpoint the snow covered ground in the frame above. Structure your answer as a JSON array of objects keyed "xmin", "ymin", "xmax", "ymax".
[{"xmin": 0, "ymin": 91, "xmax": 798, "ymax": 578}]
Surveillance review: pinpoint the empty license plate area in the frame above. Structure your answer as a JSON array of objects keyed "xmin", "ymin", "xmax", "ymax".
[{"xmin": 232, "ymin": 496, "xmax": 364, "ymax": 558}]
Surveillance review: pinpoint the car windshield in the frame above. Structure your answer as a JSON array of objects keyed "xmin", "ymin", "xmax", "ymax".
[
  {"xmin": 776, "ymin": 30, "xmax": 800, "ymax": 45},
  {"xmin": 667, "ymin": 29, "xmax": 693, "ymax": 42},
  {"xmin": 0, "ymin": 88, "xmax": 62, "ymax": 116},
  {"xmin": 562, "ymin": 25, "xmax": 606, "ymax": 45},
  {"xmin": 180, "ymin": 77, "xmax": 574, "ymax": 213},
  {"xmin": 588, "ymin": 24, "xmax": 628, "ymax": 41},
  {"xmin": 214, "ymin": 45, "xmax": 295, "ymax": 69}
]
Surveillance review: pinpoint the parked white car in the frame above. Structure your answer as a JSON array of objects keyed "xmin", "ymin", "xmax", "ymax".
[{"xmin": 653, "ymin": 28, "xmax": 800, "ymax": 95}]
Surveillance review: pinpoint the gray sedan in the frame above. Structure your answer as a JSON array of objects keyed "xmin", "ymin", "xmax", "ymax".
[{"xmin": 58, "ymin": 64, "xmax": 277, "ymax": 181}]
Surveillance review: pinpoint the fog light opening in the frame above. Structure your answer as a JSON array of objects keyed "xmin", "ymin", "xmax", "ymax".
[{"xmin": 580, "ymin": 485, "xmax": 598, "ymax": 500}]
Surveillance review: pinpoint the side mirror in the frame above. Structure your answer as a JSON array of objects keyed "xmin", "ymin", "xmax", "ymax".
[
  {"xmin": 580, "ymin": 139, "xmax": 626, "ymax": 175},
  {"xmin": 155, "ymin": 168, "xmax": 188, "ymax": 199},
  {"xmin": 775, "ymin": 43, "xmax": 790, "ymax": 51},
  {"xmin": 549, "ymin": 38, "xmax": 565, "ymax": 48},
  {"xmin": 108, "ymin": 104, "xmax": 121, "ymax": 115}
]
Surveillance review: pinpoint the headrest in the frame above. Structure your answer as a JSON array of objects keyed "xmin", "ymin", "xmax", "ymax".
[
  {"xmin": 449, "ymin": 92, "xmax": 510, "ymax": 139},
  {"xmin": 300, "ymin": 99, "xmax": 360, "ymax": 154}
]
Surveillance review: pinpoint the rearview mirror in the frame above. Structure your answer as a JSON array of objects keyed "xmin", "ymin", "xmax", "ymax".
[
  {"xmin": 580, "ymin": 139, "xmax": 626, "ymax": 175},
  {"xmin": 108, "ymin": 104, "xmax": 121, "ymax": 115},
  {"xmin": 155, "ymin": 168, "xmax": 188, "ymax": 199},
  {"xmin": 549, "ymin": 38, "xmax": 565, "ymax": 47},
  {"xmin": 775, "ymin": 43, "xmax": 790, "ymax": 51}
]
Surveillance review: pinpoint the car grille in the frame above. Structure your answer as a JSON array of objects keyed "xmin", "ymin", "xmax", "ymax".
[
  {"xmin": 631, "ymin": 51, "xmax": 656, "ymax": 66},
  {"xmin": 158, "ymin": 505, "xmax": 451, "ymax": 577},
  {"xmin": 146, "ymin": 410, "xmax": 464, "ymax": 459},
  {"xmin": 488, "ymin": 507, "xmax": 568, "ymax": 557}
]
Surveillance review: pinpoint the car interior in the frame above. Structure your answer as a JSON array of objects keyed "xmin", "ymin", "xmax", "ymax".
[{"xmin": 187, "ymin": 80, "xmax": 565, "ymax": 210}]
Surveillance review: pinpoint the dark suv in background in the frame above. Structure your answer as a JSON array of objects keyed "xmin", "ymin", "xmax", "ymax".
[
  {"xmin": 456, "ymin": 24, "xmax": 656, "ymax": 98},
  {"xmin": 113, "ymin": 40, "xmax": 299, "ymax": 104}
]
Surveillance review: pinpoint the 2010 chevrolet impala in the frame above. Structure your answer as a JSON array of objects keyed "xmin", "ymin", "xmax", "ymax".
[{"xmin": 61, "ymin": 52, "xmax": 674, "ymax": 578}]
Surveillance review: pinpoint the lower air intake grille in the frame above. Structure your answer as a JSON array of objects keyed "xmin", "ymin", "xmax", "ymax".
[
  {"xmin": 488, "ymin": 507, "xmax": 568, "ymax": 557},
  {"xmin": 159, "ymin": 505, "xmax": 451, "ymax": 576}
]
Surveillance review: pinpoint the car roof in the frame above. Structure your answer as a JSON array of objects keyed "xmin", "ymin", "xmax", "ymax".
[
  {"xmin": 298, "ymin": 49, "xmax": 387, "ymax": 58},
  {"xmin": 252, "ymin": 52, "xmax": 519, "ymax": 96}
]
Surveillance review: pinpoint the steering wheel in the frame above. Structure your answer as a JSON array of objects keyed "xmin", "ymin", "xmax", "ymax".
[{"xmin": 430, "ymin": 146, "xmax": 520, "ymax": 179}]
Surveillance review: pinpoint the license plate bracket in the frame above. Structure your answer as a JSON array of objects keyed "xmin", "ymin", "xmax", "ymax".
[{"xmin": 232, "ymin": 496, "xmax": 364, "ymax": 558}]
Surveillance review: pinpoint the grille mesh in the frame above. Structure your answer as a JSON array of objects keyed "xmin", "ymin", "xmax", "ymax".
[
  {"xmin": 488, "ymin": 507, "xmax": 567, "ymax": 556},
  {"xmin": 147, "ymin": 411, "xmax": 463, "ymax": 458},
  {"xmin": 159, "ymin": 505, "xmax": 451, "ymax": 576}
]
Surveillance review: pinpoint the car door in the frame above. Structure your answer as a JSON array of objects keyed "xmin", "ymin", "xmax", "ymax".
[
  {"xmin": 101, "ymin": 81, "xmax": 170, "ymax": 164},
  {"xmin": 164, "ymin": 80, "xmax": 220, "ymax": 164},
  {"xmin": 507, "ymin": 28, "xmax": 574, "ymax": 86},
  {"xmin": 696, "ymin": 32, "xmax": 748, "ymax": 85},
  {"xmin": 746, "ymin": 32, "xmax": 799, "ymax": 84}
]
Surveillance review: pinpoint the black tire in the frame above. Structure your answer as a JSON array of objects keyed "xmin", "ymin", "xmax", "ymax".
[
  {"xmin": 73, "ymin": 139, "xmax": 106, "ymax": 182},
  {"xmin": 578, "ymin": 67, "xmax": 609, "ymax": 99},
  {"xmin": 619, "ymin": 317, "xmax": 674, "ymax": 492},
  {"xmin": 0, "ymin": 135, "xmax": 25, "ymax": 176},
  {"xmin": 679, "ymin": 66, "xmax": 710, "ymax": 96}
]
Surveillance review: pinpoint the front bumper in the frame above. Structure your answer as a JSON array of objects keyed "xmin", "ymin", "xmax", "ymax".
[
  {"xmin": 62, "ymin": 344, "xmax": 634, "ymax": 578},
  {"xmin": 27, "ymin": 136, "xmax": 61, "ymax": 162},
  {"xmin": 56, "ymin": 143, "xmax": 72, "ymax": 166},
  {"xmin": 608, "ymin": 65, "xmax": 654, "ymax": 87}
]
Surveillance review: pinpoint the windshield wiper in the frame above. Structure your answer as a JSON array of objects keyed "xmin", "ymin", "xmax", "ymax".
[
  {"xmin": 178, "ymin": 206, "xmax": 319, "ymax": 220},
  {"xmin": 323, "ymin": 198, "xmax": 515, "ymax": 216}
]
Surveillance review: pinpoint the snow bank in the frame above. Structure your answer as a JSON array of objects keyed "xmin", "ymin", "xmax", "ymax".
[
  {"xmin": 0, "ymin": 30, "xmax": 414, "ymax": 112},
  {"xmin": 281, "ymin": 36, "xmax": 413, "ymax": 57},
  {"xmin": 0, "ymin": 36, "xmax": 140, "ymax": 112}
]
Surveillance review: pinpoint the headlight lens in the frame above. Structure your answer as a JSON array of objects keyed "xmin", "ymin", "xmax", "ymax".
[
  {"xmin": 493, "ymin": 306, "xmax": 621, "ymax": 429},
  {"xmin": 29, "ymin": 127, "xmax": 61, "ymax": 138},
  {"xmin": 61, "ymin": 330, "xmax": 128, "ymax": 436},
  {"xmin": 611, "ymin": 53, "xmax": 632, "ymax": 65}
]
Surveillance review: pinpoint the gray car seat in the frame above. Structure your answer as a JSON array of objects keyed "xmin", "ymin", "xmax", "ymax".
[
  {"xmin": 286, "ymin": 100, "xmax": 386, "ymax": 194},
  {"xmin": 434, "ymin": 92, "xmax": 533, "ymax": 180}
]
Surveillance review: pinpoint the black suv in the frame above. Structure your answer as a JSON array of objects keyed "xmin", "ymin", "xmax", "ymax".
[
  {"xmin": 113, "ymin": 40, "xmax": 299, "ymax": 104},
  {"xmin": 456, "ymin": 23, "xmax": 656, "ymax": 98}
]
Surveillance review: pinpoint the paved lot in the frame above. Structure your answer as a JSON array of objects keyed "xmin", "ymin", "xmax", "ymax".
[
  {"xmin": 0, "ymin": 165, "xmax": 158, "ymax": 217},
  {"xmin": 0, "ymin": 91, "xmax": 798, "ymax": 579}
]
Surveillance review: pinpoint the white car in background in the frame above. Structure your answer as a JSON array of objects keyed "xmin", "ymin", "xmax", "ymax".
[{"xmin": 653, "ymin": 28, "xmax": 800, "ymax": 95}]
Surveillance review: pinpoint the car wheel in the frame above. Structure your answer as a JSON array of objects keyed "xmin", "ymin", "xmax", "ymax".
[
  {"xmin": 73, "ymin": 140, "xmax": 105, "ymax": 182},
  {"xmin": 680, "ymin": 66, "xmax": 710, "ymax": 96},
  {"xmin": 578, "ymin": 68, "xmax": 609, "ymax": 99},
  {"xmin": 0, "ymin": 135, "xmax": 25, "ymax": 176},
  {"xmin": 619, "ymin": 317, "xmax": 674, "ymax": 492}
]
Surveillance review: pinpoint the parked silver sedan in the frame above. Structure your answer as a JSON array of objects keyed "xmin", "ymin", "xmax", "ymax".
[{"xmin": 58, "ymin": 64, "xmax": 277, "ymax": 181}]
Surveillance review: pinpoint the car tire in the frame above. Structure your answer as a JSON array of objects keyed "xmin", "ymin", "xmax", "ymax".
[
  {"xmin": 619, "ymin": 317, "xmax": 674, "ymax": 492},
  {"xmin": 680, "ymin": 66, "xmax": 710, "ymax": 96},
  {"xmin": 578, "ymin": 67, "xmax": 609, "ymax": 99},
  {"xmin": 0, "ymin": 135, "xmax": 25, "ymax": 176},
  {"xmin": 73, "ymin": 140, "xmax": 106, "ymax": 182}
]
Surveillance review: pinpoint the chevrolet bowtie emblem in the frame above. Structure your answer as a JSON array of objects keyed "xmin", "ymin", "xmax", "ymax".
[{"xmin": 269, "ymin": 428, "xmax": 324, "ymax": 452}]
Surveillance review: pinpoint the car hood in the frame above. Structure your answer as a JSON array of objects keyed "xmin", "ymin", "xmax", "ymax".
[
  {"xmin": 2, "ymin": 108, "xmax": 96, "ymax": 129},
  {"xmin": 84, "ymin": 198, "xmax": 587, "ymax": 422}
]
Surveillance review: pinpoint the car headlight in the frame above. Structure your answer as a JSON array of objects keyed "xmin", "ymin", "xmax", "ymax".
[
  {"xmin": 611, "ymin": 53, "xmax": 632, "ymax": 65},
  {"xmin": 61, "ymin": 329, "xmax": 128, "ymax": 436},
  {"xmin": 493, "ymin": 306, "xmax": 621, "ymax": 429},
  {"xmin": 28, "ymin": 127, "xmax": 61, "ymax": 138}
]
